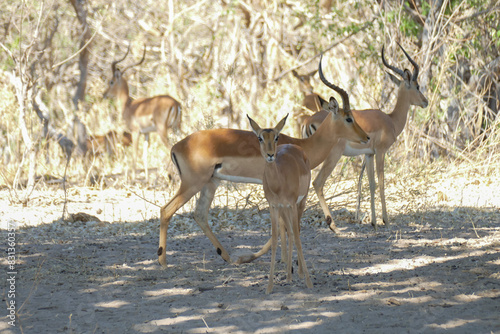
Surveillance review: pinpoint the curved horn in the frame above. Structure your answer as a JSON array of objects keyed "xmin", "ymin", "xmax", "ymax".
[
  {"xmin": 111, "ymin": 44, "xmax": 130, "ymax": 73},
  {"xmin": 381, "ymin": 45, "xmax": 405, "ymax": 78},
  {"xmin": 397, "ymin": 43, "xmax": 419, "ymax": 81},
  {"xmin": 318, "ymin": 54, "xmax": 351, "ymax": 112},
  {"xmin": 121, "ymin": 45, "xmax": 146, "ymax": 74}
]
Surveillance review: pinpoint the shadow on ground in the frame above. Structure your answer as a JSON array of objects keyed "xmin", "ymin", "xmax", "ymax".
[{"xmin": 3, "ymin": 206, "xmax": 500, "ymax": 333}]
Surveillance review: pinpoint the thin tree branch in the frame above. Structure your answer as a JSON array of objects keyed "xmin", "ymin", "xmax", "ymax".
[{"xmin": 272, "ymin": 18, "xmax": 376, "ymax": 82}]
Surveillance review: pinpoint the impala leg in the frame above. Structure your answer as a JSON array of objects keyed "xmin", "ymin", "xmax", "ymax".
[
  {"xmin": 376, "ymin": 153, "xmax": 389, "ymax": 225},
  {"xmin": 131, "ymin": 131, "xmax": 141, "ymax": 180},
  {"xmin": 282, "ymin": 209, "xmax": 293, "ymax": 282},
  {"xmin": 365, "ymin": 154, "xmax": 377, "ymax": 229},
  {"xmin": 234, "ymin": 215, "xmax": 286, "ymax": 264},
  {"xmin": 291, "ymin": 204, "xmax": 312, "ymax": 288},
  {"xmin": 312, "ymin": 145, "xmax": 343, "ymax": 233},
  {"xmin": 143, "ymin": 133, "xmax": 150, "ymax": 182},
  {"xmin": 355, "ymin": 156, "xmax": 366, "ymax": 221},
  {"xmin": 296, "ymin": 197, "xmax": 307, "ymax": 277},
  {"xmin": 279, "ymin": 215, "xmax": 288, "ymax": 265},
  {"xmin": 158, "ymin": 185, "xmax": 199, "ymax": 268},
  {"xmin": 193, "ymin": 179, "xmax": 231, "ymax": 263},
  {"xmin": 266, "ymin": 206, "xmax": 280, "ymax": 294}
]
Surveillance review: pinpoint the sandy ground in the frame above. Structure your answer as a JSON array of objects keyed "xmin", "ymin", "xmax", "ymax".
[{"xmin": 1, "ymin": 169, "xmax": 500, "ymax": 333}]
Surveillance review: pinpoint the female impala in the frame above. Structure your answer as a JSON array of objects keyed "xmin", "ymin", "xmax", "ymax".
[
  {"xmin": 158, "ymin": 57, "xmax": 370, "ymax": 267},
  {"xmin": 302, "ymin": 44, "xmax": 428, "ymax": 230},
  {"xmin": 103, "ymin": 45, "xmax": 182, "ymax": 180},
  {"xmin": 292, "ymin": 69, "xmax": 329, "ymax": 135},
  {"xmin": 248, "ymin": 115, "xmax": 313, "ymax": 294}
]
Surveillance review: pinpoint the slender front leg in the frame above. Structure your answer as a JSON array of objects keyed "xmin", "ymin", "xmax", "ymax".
[
  {"xmin": 376, "ymin": 153, "xmax": 389, "ymax": 225},
  {"xmin": 131, "ymin": 131, "xmax": 141, "ymax": 180},
  {"xmin": 312, "ymin": 145, "xmax": 344, "ymax": 233},
  {"xmin": 355, "ymin": 156, "xmax": 367, "ymax": 221},
  {"xmin": 291, "ymin": 205, "xmax": 312, "ymax": 288},
  {"xmin": 193, "ymin": 179, "xmax": 231, "ymax": 263},
  {"xmin": 365, "ymin": 154, "xmax": 377, "ymax": 229},
  {"xmin": 279, "ymin": 215, "xmax": 288, "ymax": 264},
  {"xmin": 143, "ymin": 133, "xmax": 149, "ymax": 182},
  {"xmin": 296, "ymin": 197, "xmax": 308, "ymax": 277},
  {"xmin": 281, "ymin": 209, "xmax": 293, "ymax": 283},
  {"xmin": 266, "ymin": 206, "xmax": 280, "ymax": 294}
]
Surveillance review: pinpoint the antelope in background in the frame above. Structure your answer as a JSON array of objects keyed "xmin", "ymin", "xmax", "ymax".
[
  {"xmin": 86, "ymin": 130, "xmax": 132, "ymax": 157},
  {"xmin": 291, "ymin": 69, "xmax": 329, "ymax": 137},
  {"xmin": 157, "ymin": 56, "xmax": 370, "ymax": 268},
  {"xmin": 302, "ymin": 44, "xmax": 428, "ymax": 230},
  {"xmin": 103, "ymin": 45, "xmax": 182, "ymax": 181},
  {"xmin": 248, "ymin": 114, "xmax": 313, "ymax": 294}
]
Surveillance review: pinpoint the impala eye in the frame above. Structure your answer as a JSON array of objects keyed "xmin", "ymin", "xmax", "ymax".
[
  {"xmin": 275, "ymin": 135, "xmax": 279, "ymax": 142},
  {"xmin": 258, "ymin": 137, "xmax": 263, "ymax": 143},
  {"xmin": 346, "ymin": 117, "xmax": 353, "ymax": 123}
]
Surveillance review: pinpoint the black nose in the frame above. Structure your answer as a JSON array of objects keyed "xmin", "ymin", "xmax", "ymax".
[{"xmin": 367, "ymin": 136, "xmax": 370, "ymax": 140}]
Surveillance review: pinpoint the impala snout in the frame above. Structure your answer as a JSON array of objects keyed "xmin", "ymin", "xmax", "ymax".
[
  {"xmin": 266, "ymin": 153, "xmax": 275, "ymax": 163},
  {"xmin": 362, "ymin": 136, "xmax": 370, "ymax": 144},
  {"xmin": 420, "ymin": 98, "xmax": 429, "ymax": 108},
  {"xmin": 102, "ymin": 86, "xmax": 111, "ymax": 99}
]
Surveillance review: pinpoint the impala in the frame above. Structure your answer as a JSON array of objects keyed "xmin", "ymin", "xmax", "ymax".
[
  {"xmin": 302, "ymin": 44, "xmax": 428, "ymax": 229},
  {"xmin": 248, "ymin": 114, "xmax": 313, "ymax": 294},
  {"xmin": 158, "ymin": 57, "xmax": 370, "ymax": 267},
  {"xmin": 103, "ymin": 45, "xmax": 182, "ymax": 180},
  {"xmin": 87, "ymin": 130, "xmax": 132, "ymax": 157},
  {"xmin": 291, "ymin": 69, "xmax": 329, "ymax": 136}
]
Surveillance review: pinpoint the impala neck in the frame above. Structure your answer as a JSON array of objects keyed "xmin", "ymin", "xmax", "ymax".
[
  {"xmin": 389, "ymin": 87, "xmax": 412, "ymax": 137},
  {"xmin": 265, "ymin": 161, "xmax": 282, "ymax": 183},
  {"xmin": 117, "ymin": 79, "xmax": 133, "ymax": 114},
  {"xmin": 285, "ymin": 113, "xmax": 339, "ymax": 169}
]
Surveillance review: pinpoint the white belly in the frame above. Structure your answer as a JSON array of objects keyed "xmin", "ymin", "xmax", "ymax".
[
  {"xmin": 213, "ymin": 171, "xmax": 263, "ymax": 184},
  {"xmin": 343, "ymin": 142, "xmax": 374, "ymax": 157}
]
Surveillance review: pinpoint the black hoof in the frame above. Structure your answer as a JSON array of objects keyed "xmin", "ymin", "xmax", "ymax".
[
  {"xmin": 326, "ymin": 216, "xmax": 339, "ymax": 233},
  {"xmin": 326, "ymin": 216, "xmax": 332, "ymax": 225}
]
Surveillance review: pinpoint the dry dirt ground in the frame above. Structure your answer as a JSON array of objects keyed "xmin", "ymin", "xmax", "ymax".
[{"xmin": 1, "ymin": 168, "xmax": 500, "ymax": 334}]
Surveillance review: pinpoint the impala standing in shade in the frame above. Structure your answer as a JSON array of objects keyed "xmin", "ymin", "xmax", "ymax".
[
  {"xmin": 248, "ymin": 114, "xmax": 313, "ymax": 294},
  {"xmin": 291, "ymin": 69, "xmax": 329, "ymax": 137}
]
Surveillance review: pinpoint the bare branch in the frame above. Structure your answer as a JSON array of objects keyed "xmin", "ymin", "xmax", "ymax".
[{"xmin": 272, "ymin": 18, "xmax": 375, "ymax": 82}]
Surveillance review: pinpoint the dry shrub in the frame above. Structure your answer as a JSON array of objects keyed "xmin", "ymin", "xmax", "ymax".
[{"xmin": 0, "ymin": 0, "xmax": 498, "ymax": 200}]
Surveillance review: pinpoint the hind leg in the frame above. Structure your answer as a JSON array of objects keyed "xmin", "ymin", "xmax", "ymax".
[{"xmin": 158, "ymin": 184, "xmax": 199, "ymax": 267}]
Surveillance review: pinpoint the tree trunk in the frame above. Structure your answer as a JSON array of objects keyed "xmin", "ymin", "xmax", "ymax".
[
  {"xmin": 10, "ymin": 73, "xmax": 36, "ymax": 204},
  {"xmin": 69, "ymin": 0, "xmax": 91, "ymax": 156}
]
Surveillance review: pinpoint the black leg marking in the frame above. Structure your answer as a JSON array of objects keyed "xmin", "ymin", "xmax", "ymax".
[
  {"xmin": 171, "ymin": 152, "xmax": 181, "ymax": 176},
  {"xmin": 327, "ymin": 216, "xmax": 339, "ymax": 233},
  {"xmin": 157, "ymin": 247, "xmax": 163, "ymax": 256},
  {"xmin": 217, "ymin": 248, "xmax": 222, "ymax": 256}
]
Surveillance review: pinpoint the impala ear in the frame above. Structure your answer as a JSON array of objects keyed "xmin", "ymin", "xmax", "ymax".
[
  {"xmin": 386, "ymin": 71, "xmax": 401, "ymax": 86},
  {"xmin": 274, "ymin": 114, "xmax": 288, "ymax": 135},
  {"xmin": 328, "ymin": 97, "xmax": 339, "ymax": 113},
  {"xmin": 403, "ymin": 69, "xmax": 412, "ymax": 87},
  {"xmin": 247, "ymin": 115, "xmax": 261, "ymax": 135}
]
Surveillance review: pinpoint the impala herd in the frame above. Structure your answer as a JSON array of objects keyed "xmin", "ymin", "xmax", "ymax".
[{"xmin": 102, "ymin": 43, "xmax": 427, "ymax": 293}]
